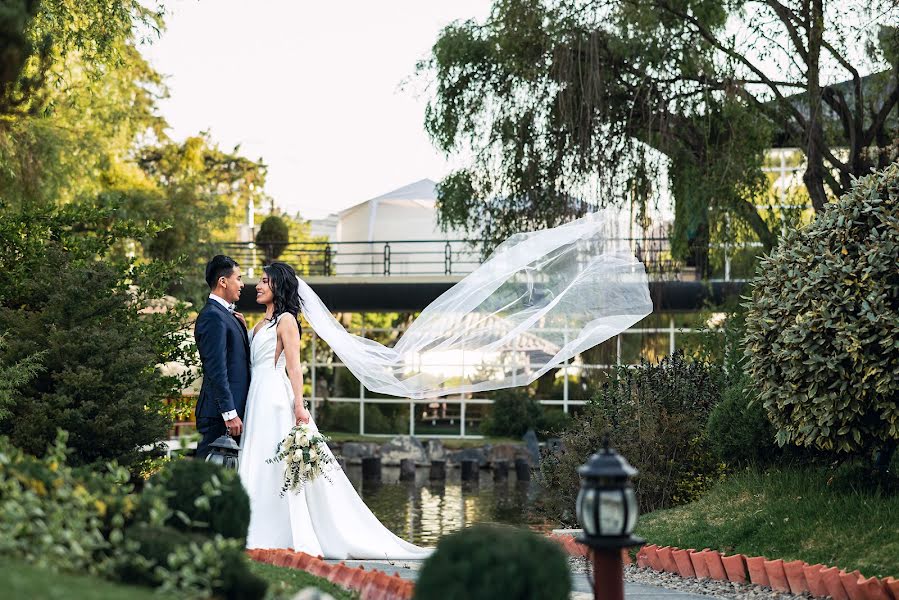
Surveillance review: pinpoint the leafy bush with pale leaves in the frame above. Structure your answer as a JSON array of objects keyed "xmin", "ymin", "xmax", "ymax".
[{"xmin": 744, "ymin": 162, "xmax": 899, "ymax": 456}]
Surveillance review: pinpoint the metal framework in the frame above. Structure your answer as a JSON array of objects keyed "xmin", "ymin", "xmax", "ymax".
[{"xmin": 304, "ymin": 318, "xmax": 705, "ymax": 439}]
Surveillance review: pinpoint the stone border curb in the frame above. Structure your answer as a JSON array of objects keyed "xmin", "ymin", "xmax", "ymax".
[
  {"xmin": 246, "ymin": 548, "xmax": 415, "ymax": 600},
  {"xmin": 546, "ymin": 533, "xmax": 634, "ymax": 565},
  {"xmin": 549, "ymin": 536, "xmax": 898, "ymax": 600}
]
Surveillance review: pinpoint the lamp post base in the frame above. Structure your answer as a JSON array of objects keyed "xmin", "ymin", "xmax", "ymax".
[{"xmin": 591, "ymin": 548, "xmax": 625, "ymax": 600}]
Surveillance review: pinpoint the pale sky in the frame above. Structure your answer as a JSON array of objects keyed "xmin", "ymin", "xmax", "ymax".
[{"xmin": 140, "ymin": 0, "xmax": 493, "ymax": 220}]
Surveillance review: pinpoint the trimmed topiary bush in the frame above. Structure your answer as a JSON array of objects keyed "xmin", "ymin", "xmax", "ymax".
[
  {"xmin": 744, "ymin": 162, "xmax": 899, "ymax": 464},
  {"xmin": 149, "ymin": 459, "xmax": 250, "ymax": 540},
  {"xmin": 413, "ymin": 523, "xmax": 570, "ymax": 600},
  {"xmin": 255, "ymin": 215, "xmax": 290, "ymax": 264}
]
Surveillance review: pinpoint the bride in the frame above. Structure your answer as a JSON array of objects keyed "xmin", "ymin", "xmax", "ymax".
[{"xmin": 237, "ymin": 261, "xmax": 431, "ymax": 559}]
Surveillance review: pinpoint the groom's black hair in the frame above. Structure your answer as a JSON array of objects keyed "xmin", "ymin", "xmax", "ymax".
[{"xmin": 205, "ymin": 255, "xmax": 240, "ymax": 289}]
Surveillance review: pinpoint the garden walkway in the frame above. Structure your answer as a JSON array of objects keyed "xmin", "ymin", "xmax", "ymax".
[{"xmin": 324, "ymin": 559, "xmax": 711, "ymax": 599}]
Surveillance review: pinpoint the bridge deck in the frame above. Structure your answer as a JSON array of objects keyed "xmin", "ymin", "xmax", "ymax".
[{"xmin": 235, "ymin": 277, "xmax": 745, "ymax": 313}]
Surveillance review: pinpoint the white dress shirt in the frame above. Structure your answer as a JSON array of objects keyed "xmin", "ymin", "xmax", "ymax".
[{"xmin": 208, "ymin": 293, "xmax": 240, "ymax": 422}]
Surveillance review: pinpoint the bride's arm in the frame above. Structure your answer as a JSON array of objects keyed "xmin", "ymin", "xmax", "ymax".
[{"xmin": 278, "ymin": 316, "xmax": 311, "ymax": 424}]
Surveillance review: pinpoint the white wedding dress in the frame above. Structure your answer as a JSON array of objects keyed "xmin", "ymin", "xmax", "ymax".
[{"xmin": 237, "ymin": 315, "xmax": 432, "ymax": 559}]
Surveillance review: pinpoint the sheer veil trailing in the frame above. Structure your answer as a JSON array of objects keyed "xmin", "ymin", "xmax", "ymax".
[{"xmin": 296, "ymin": 211, "xmax": 654, "ymax": 399}]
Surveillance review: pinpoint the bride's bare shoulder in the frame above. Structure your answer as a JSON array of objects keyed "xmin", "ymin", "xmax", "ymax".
[{"xmin": 276, "ymin": 313, "xmax": 300, "ymax": 333}]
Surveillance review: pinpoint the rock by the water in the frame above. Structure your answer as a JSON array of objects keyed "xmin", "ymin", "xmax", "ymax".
[
  {"xmin": 522, "ymin": 429, "xmax": 540, "ymax": 464},
  {"xmin": 425, "ymin": 438, "xmax": 446, "ymax": 461},
  {"xmin": 379, "ymin": 435, "xmax": 427, "ymax": 466},
  {"xmin": 487, "ymin": 443, "xmax": 531, "ymax": 466},
  {"xmin": 338, "ymin": 442, "xmax": 380, "ymax": 463},
  {"xmin": 447, "ymin": 446, "xmax": 488, "ymax": 467}
]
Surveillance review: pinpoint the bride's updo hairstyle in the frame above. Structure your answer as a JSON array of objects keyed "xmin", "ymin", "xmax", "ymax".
[{"xmin": 263, "ymin": 262, "xmax": 302, "ymax": 328}]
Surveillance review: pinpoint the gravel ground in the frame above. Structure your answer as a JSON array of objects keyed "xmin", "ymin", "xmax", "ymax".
[{"xmin": 568, "ymin": 557, "xmax": 818, "ymax": 600}]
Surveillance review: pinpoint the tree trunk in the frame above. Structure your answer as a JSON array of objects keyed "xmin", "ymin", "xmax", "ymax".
[{"xmin": 804, "ymin": 0, "xmax": 828, "ymax": 213}]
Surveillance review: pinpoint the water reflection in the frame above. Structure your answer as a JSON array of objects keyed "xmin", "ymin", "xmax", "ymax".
[{"xmin": 346, "ymin": 465, "xmax": 552, "ymax": 545}]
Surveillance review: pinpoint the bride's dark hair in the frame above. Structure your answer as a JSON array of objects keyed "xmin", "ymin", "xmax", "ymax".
[{"xmin": 263, "ymin": 262, "xmax": 302, "ymax": 328}]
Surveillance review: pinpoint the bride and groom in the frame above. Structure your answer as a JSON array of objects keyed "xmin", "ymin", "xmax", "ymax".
[
  {"xmin": 191, "ymin": 214, "xmax": 653, "ymax": 559},
  {"xmin": 194, "ymin": 254, "xmax": 431, "ymax": 559}
]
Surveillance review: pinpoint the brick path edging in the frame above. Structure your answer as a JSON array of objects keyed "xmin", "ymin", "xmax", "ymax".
[
  {"xmin": 548, "ymin": 535, "xmax": 899, "ymax": 600},
  {"xmin": 247, "ymin": 548, "xmax": 414, "ymax": 600}
]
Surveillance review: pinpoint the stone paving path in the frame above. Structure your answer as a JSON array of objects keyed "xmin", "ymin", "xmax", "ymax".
[{"xmin": 324, "ymin": 559, "xmax": 714, "ymax": 599}]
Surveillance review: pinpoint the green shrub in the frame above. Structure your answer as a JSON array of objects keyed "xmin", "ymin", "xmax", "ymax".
[
  {"xmin": 317, "ymin": 399, "xmax": 360, "ymax": 433},
  {"xmin": 0, "ymin": 431, "xmax": 138, "ymax": 575},
  {"xmin": 117, "ymin": 524, "xmax": 193, "ymax": 586},
  {"xmin": 117, "ymin": 524, "xmax": 267, "ymax": 600},
  {"xmin": 539, "ymin": 352, "xmax": 724, "ymax": 525},
  {"xmin": 480, "ymin": 389, "xmax": 543, "ymax": 438},
  {"xmin": 538, "ymin": 407, "xmax": 571, "ymax": 438},
  {"xmin": 706, "ymin": 374, "xmax": 779, "ymax": 467},
  {"xmin": 414, "ymin": 524, "xmax": 570, "ymax": 600},
  {"xmin": 364, "ymin": 403, "xmax": 409, "ymax": 434},
  {"xmin": 480, "ymin": 388, "xmax": 570, "ymax": 439},
  {"xmin": 744, "ymin": 162, "xmax": 899, "ymax": 461},
  {"xmin": 255, "ymin": 215, "xmax": 290, "ymax": 263},
  {"xmin": 148, "ymin": 460, "xmax": 250, "ymax": 540},
  {"xmin": 0, "ymin": 206, "xmax": 195, "ymax": 468}
]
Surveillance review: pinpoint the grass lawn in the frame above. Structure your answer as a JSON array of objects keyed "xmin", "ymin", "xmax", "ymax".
[
  {"xmin": 635, "ymin": 467, "xmax": 899, "ymax": 578},
  {"xmin": 0, "ymin": 557, "xmax": 359, "ymax": 600},
  {"xmin": 327, "ymin": 432, "xmax": 522, "ymax": 449},
  {"xmin": 0, "ymin": 558, "xmax": 161, "ymax": 600},
  {"xmin": 249, "ymin": 560, "xmax": 358, "ymax": 599}
]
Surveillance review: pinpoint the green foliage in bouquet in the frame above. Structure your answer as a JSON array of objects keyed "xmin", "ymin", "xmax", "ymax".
[
  {"xmin": 745, "ymin": 162, "xmax": 899, "ymax": 463},
  {"xmin": 147, "ymin": 459, "xmax": 250, "ymax": 540},
  {"xmin": 414, "ymin": 523, "xmax": 570, "ymax": 600},
  {"xmin": 268, "ymin": 424, "xmax": 335, "ymax": 496}
]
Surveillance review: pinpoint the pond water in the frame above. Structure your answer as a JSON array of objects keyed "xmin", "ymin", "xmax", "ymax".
[{"xmin": 343, "ymin": 465, "xmax": 558, "ymax": 545}]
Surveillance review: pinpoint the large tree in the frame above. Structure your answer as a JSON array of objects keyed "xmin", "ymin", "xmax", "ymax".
[{"xmin": 421, "ymin": 0, "xmax": 899, "ymax": 264}]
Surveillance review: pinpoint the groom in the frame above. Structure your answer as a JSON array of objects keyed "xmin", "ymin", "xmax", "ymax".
[{"xmin": 194, "ymin": 255, "xmax": 251, "ymax": 459}]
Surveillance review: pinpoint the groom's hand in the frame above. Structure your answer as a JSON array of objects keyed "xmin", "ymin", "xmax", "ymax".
[{"xmin": 225, "ymin": 416, "xmax": 243, "ymax": 436}]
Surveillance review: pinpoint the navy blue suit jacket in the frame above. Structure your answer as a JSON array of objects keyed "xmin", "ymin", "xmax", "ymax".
[{"xmin": 194, "ymin": 299, "xmax": 251, "ymax": 420}]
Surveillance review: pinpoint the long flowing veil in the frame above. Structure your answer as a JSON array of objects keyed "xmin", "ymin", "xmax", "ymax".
[{"xmin": 297, "ymin": 211, "xmax": 653, "ymax": 399}]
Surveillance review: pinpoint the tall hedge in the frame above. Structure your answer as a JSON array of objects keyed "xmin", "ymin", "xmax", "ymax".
[{"xmin": 744, "ymin": 162, "xmax": 899, "ymax": 460}]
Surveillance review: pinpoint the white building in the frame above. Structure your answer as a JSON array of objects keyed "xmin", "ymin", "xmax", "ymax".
[{"xmin": 332, "ymin": 179, "xmax": 471, "ymax": 276}]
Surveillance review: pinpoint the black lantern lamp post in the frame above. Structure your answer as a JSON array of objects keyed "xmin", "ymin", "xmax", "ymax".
[
  {"xmin": 575, "ymin": 437, "xmax": 644, "ymax": 600},
  {"xmin": 205, "ymin": 433, "xmax": 241, "ymax": 470}
]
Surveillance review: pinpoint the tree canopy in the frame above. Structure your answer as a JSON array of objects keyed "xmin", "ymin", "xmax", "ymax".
[{"xmin": 421, "ymin": 0, "xmax": 899, "ymax": 261}]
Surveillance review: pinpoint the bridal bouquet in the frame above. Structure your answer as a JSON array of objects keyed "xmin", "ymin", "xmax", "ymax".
[{"xmin": 267, "ymin": 423, "xmax": 335, "ymax": 496}]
